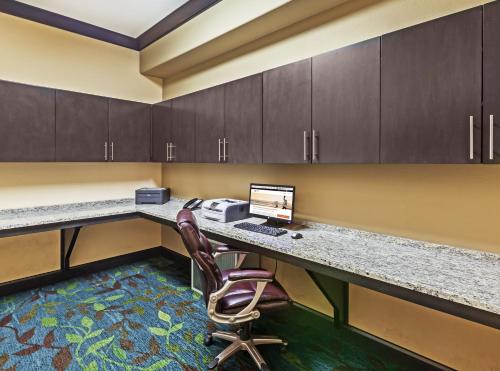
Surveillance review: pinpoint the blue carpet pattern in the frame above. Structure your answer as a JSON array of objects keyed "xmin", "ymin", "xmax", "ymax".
[{"xmin": 0, "ymin": 257, "xmax": 412, "ymax": 370}]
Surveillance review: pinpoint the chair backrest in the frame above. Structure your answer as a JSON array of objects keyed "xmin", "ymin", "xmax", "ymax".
[{"xmin": 176, "ymin": 209, "xmax": 223, "ymax": 305}]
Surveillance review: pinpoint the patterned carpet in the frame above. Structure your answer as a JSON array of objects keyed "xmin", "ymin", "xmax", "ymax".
[{"xmin": 0, "ymin": 257, "xmax": 413, "ymax": 370}]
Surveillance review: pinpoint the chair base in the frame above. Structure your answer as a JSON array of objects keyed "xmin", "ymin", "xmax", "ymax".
[{"xmin": 207, "ymin": 325, "xmax": 287, "ymax": 370}]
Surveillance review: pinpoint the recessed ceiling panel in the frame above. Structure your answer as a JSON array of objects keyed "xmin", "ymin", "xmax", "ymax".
[{"xmin": 16, "ymin": 0, "xmax": 189, "ymax": 37}]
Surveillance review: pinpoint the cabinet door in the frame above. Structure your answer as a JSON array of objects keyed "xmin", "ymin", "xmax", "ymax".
[
  {"xmin": 170, "ymin": 94, "xmax": 196, "ymax": 163},
  {"xmin": 109, "ymin": 99, "xmax": 151, "ymax": 162},
  {"xmin": 381, "ymin": 8, "xmax": 482, "ymax": 163},
  {"xmin": 225, "ymin": 74, "xmax": 263, "ymax": 163},
  {"xmin": 151, "ymin": 101, "xmax": 171, "ymax": 162},
  {"xmin": 312, "ymin": 38, "xmax": 380, "ymax": 163},
  {"xmin": 56, "ymin": 91, "xmax": 109, "ymax": 162},
  {"xmin": 263, "ymin": 59, "xmax": 312, "ymax": 163},
  {"xmin": 0, "ymin": 80, "xmax": 55, "ymax": 161},
  {"xmin": 195, "ymin": 85, "xmax": 224, "ymax": 163},
  {"xmin": 484, "ymin": 1, "xmax": 500, "ymax": 163}
]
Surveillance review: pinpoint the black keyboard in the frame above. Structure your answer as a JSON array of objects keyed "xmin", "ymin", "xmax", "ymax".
[{"xmin": 234, "ymin": 222, "xmax": 287, "ymax": 237}]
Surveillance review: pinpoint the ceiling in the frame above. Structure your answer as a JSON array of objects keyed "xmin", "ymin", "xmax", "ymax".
[{"xmin": 16, "ymin": 0, "xmax": 189, "ymax": 37}]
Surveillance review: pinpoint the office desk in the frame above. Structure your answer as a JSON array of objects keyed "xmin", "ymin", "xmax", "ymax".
[{"xmin": 0, "ymin": 198, "xmax": 498, "ymax": 331}]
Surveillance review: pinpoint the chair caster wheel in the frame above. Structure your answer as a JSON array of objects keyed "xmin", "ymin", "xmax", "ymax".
[
  {"xmin": 204, "ymin": 334, "xmax": 214, "ymax": 346},
  {"xmin": 279, "ymin": 339, "xmax": 288, "ymax": 353},
  {"xmin": 260, "ymin": 363, "xmax": 270, "ymax": 371},
  {"xmin": 208, "ymin": 357, "xmax": 219, "ymax": 370}
]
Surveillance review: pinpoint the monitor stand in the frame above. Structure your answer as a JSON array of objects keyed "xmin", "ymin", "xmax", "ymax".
[{"xmin": 260, "ymin": 219, "xmax": 287, "ymax": 228}]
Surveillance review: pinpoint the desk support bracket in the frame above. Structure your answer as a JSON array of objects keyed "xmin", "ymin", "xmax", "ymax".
[
  {"xmin": 60, "ymin": 227, "xmax": 81, "ymax": 271},
  {"xmin": 306, "ymin": 270, "xmax": 348, "ymax": 328}
]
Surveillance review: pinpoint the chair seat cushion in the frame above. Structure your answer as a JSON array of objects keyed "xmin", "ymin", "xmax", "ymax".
[{"xmin": 219, "ymin": 276, "xmax": 290, "ymax": 315}]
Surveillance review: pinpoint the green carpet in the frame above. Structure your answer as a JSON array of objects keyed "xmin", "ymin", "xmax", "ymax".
[{"xmin": 0, "ymin": 257, "xmax": 414, "ymax": 370}]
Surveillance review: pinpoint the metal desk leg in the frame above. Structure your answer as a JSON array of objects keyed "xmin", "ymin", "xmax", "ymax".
[
  {"xmin": 306, "ymin": 270, "xmax": 349, "ymax": 328},
  {"xmin": 60, "ymin": 227, "xmax": 81, "ymax": 271}
]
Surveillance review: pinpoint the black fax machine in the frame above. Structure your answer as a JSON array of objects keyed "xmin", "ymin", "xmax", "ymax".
[{"xmin": 135, "ymin": 187, "xmax": 170, "ymax": 205}]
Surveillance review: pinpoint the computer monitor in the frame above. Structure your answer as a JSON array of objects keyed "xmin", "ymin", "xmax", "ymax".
[{"xmin": 249, "ymin": 183, "xmax": 295, "ymax": 224}]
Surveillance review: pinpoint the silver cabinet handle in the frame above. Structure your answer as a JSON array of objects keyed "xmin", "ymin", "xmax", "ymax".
[
  {"xmin": 490, "ymin": 115, "xmax": 494, "ymax": 161},
  {"xmin": 223, "ymin": 138, "xmax": 228, "ymax": 162},
  {"xmin": 170, "ymin": 143, "xmax": 176, "ymax": 161},
  {"xmin": 104, "ymin": 142, "xmax": 108, "ymax": 161},
  {"xmin": 166, "ymin": 143, "xmax": 170, "ymax": 161},
  {"xmin": 303, "ymin": 131, "xmax": 310, "ymax": 162},
  {"xmin": 469, "ymin": 116, "xmax": 474, "ymax": 160},
  {"xmin": 312, "ymin": 130, "xmax": 319, "ymax": 162},
  {"xmin": 111, "ymin": 142, "xmax": 114, "ymax": 161},
  {"xmin": 218, "ymin": 138, "xmax": 222, "ymax": 162}
]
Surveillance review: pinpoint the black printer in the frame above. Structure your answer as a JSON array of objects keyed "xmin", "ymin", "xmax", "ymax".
[{"xmin": 135, "ymin": 187, "xmax": 170, "ymax": 205}]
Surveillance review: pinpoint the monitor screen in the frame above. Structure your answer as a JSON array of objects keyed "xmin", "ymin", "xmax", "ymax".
[{"xmin": 249, "ymin": 184, "xmax": 295, "ymax": 222}]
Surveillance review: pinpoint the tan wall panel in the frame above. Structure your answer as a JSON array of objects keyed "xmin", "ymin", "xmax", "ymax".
[
  {"xmin": 141, "ymin": 0, "xmax": 292, "ymax": 74},
  {"xmin": 71, "ymin": 219, "xmax": 161, "ymax": 266},
  {"xmin": 161, "ymin": 226, "xmax": 187, "ymax": 257},
  {"xmin": 260, "ymin": 256, "xmax": 333, "ymax": 316},
  {"xmin": 162, "ymin": 163, "xmax": 500, "ymax": 254},
  {"xmin": 0, "ymin": 12, "xmax": 162, "ymax": 103},
  {"xmin": 0, "ymin": 232, "xmax": 59, "ymax": 283},
  {"xmin": 141, "ymin": 0, "xmax": 355, "ymax": 78},
  {"xmin": 350, "ymin": 285, "xmax": 500, "ymax": 371},
  {"xmin": 0, "ymin": 163, "xmax": 162, "ymax": 209}
]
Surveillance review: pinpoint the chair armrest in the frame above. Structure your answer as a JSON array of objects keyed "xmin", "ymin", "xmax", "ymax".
[
  {"xmin": 227, "ymin": 269, "xmax": 274, "ymax": 281},
  {"xmin": 207, "ymin": 275, "xmax": 273, "ymax": 324},
  {"xmin": 213, "ymin": 244, "xmax": 248, "ymax": 268},
  {"xmin": 213, "ymin": 244, "xmax": 242, "ymax": 254}
]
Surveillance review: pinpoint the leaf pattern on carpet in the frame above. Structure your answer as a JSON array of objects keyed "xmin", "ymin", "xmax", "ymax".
[{"xmin": 0, "ymin": 258, "xmax": 408, "ymax": 370}]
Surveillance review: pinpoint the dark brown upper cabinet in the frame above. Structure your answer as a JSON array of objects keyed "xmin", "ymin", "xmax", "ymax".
[
  {"xmin": 483, "ymin": 1, "xmax": 500, "ymax": 163},
  {"xmin": 195, "ymin": 85, "xmax": 224, "ymax": 163},
  {"xmin": 312, "ymin": 38, "xmax": 380, "ymax": 163},
  {"xmin": 169, "ymin": 94, "xmax": 196, "ymax": 163},
  {"xmin": 381, "ymin": 7, "xmax": 482, "ymax": 163},
  {"xmin": 151, "ymin": 100, "xmax": 171, "ymax": 162},
  {"xmin": 263, "ymin": 59, "xmax": 312, "ymax": 164},
  {"xmin": 56, "ymin": 91, "xmax": 109, "ymax": 162},
  {"xmin": 0, "ymin": 80, "xmax": 55, "ymax": 162},
  {"xmin": 224, "ymin": 74, "xmax": 263, "ymax": 163},
  {"xmin": 108, "ymin": 99, "xmax": 151, "ymax": 162}
]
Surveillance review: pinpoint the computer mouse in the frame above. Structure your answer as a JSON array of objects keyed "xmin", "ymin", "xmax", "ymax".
[{"xmin": 291, "ymin": 232, "xmax": 303, "ymax": 239}]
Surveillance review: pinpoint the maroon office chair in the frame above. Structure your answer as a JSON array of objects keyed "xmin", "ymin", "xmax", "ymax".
[{"xmin": 176, "ymin": 209, "xmax": 290, "ymax": 370}]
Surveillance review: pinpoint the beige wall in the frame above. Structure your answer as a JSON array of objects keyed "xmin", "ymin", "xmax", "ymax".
[
  {"xmin": 0, "ymin": 14, "xmax": 163, "ymax": 282},
  {"xmin": 140, "ymin": 0, "xmax": 291, "ymax": 75},
  {"xmin": 158, "ymin": 0, "xmax": 500, "ymax": 370},
  {"xmin": 0, "ymin": 13, "xmax": 161, "ymax": 102},
  {"xmin": 141, "ymin": 0, "xmax": 350, "ymax": 78},
  {"xmin": 161, "ymin": 164, "xmax": 500, "ymax": 253}
]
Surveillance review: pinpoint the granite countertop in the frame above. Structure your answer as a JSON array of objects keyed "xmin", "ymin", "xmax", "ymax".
[
  {"xmin": 1, "ymin": 198, "xmax": 499, "ymax": 317},
  {"xmin": 140, "ymin": 199, "xmax": 500, "ymax": 316},
  {"xmin": 0, "ymin": 199, "xmax": 137, "ymax": 231}
]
